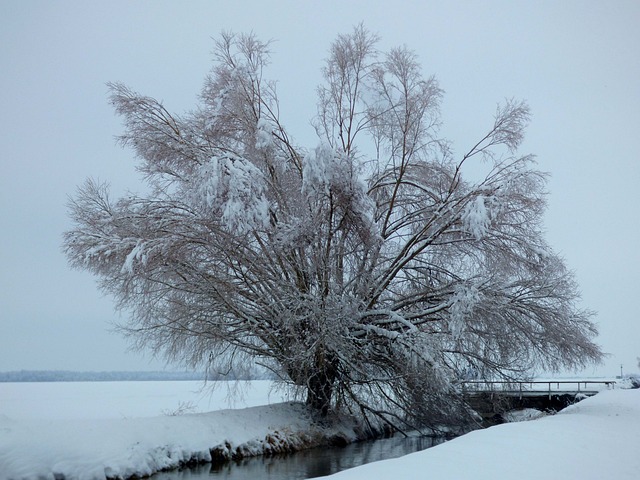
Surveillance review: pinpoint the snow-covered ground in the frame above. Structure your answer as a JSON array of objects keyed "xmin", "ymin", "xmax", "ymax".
[
  {"xmin": 327, "ymin": 388, "xmax": 640, "ymax": 480},
  {"xmin": 0, "ymin": 380, "xmax": 361, "ymax": 479},
  {"xmin": 0, "ymin": 380, "xmax": 638, "ymax": 479},
  {"xmin": 0, "ymin": 380, "xmax": 286, "ymax": 420}
]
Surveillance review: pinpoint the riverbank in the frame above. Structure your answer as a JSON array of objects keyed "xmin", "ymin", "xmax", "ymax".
[
  {"xmin": 0, "ymin": 400, "xmax": 364, "ymax": 479},
  {"xmin": 0, "ymin": 380, "xmax": 374, "ymax": 479},
  {"xmin": 327, "ymin": 388, "xmax": 640, "ymax": 480}
]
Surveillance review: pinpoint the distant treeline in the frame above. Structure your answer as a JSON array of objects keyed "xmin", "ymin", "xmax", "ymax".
[{"xmin": 0, "ymin": 370, "xmax": 283, "ymax": 382}]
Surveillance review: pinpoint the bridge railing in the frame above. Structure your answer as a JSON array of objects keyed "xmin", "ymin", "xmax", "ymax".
[{"xmin": 459, "ymin": 380, "xmax": 616, "ymax": 399}]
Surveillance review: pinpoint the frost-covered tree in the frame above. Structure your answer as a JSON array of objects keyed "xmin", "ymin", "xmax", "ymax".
[{"xmin": 64, "ymin": 27, "xmax": 602, "ymax": 430}]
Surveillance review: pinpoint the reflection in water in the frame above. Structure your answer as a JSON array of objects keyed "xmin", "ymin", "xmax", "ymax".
[{"xmin": 152, "ymin": 436, "xmax": 444, "ymax": 480}]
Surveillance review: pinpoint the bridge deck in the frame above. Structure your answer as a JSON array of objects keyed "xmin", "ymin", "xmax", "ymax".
[
  {"xmin": 460, "ymin": 380, "xmax": 616, "ymax": 425},
  {"xmin": 460, "ymin": 380, "xmax": 615, "ymax": 400}
]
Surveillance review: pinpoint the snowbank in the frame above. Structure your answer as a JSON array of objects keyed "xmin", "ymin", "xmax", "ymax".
[
  {"xmin": 0, "ymin": 402, "xmax": 360, "ymax": 480},
  {"xmin": 327, "ymin": 388, "xmax": 640, "ymax": 480},
  {"xmin": 0, "ymin": 381, "xmax": 365, "ymax": 480}
]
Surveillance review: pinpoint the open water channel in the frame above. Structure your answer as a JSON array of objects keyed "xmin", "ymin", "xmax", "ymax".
[{"xmin": 151, "ymin": 435, "xmax": 445, "ymax": 479}]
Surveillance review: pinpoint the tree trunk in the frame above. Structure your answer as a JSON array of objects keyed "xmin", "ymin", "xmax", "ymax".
[{"xmin": 306, "ymin": 348, "xmax": 337, "ymax": 416}]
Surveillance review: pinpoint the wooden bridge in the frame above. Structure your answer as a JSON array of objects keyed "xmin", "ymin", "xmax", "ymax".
[{"xmin": 460, "ymin": 380, "xmax": 616, "ymax": 425}]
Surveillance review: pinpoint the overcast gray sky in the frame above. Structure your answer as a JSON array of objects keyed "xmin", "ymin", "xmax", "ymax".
[{"xmin": 1, "ymin": 1, "xmax": 638, "ymax": 376}]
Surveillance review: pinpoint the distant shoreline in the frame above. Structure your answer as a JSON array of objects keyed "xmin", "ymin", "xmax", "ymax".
[{"xmin": 0, "ymin": 370, "xmax": 214, "ymax": 382}]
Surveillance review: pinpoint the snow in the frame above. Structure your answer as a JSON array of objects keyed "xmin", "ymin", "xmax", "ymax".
[
  {"xmin": 0, "ymin": 381, "xmax": 360, "ymax": 480},
  {"xmin": 192, "ymin": 154, "xmax": 269, "ymax": 232},
  {"xmin": 449, "ymin": 282, "xmax": 480, "ymax": 339},
  {"xmin": 501, "ymin": 408, "xmax": 547, "ymax": 423},
  {"xmin": 0, "ymin": 403, "xmax": 332, "ymax": 480},
  {"xmin": 461, "ymin": 195, "xmax": 490, "ymax": 239},
  {"xmin": 121, "ymin": 241, "xmax": 144, "ymax": 274},
  {"xmin": 1, "ymin": 381, "xmax": 639, "ymax": 480},
  {"xmin": 0, "ymin": 380, "xmax": 282, "ymax": 420},
  {"xmin": 255, "ymin": 118, "xmax": 274, "ymax": 150},
  {"xmin": 302, "ymin": 143, "xmax": 332, "ymax": 195},
  {"xmin": 326, "ymin": 388, "xmax": 640, "ymax": 480},
  {"xmin": 0, "ymin": 381, "xmax": 362, "ymax": 480}
]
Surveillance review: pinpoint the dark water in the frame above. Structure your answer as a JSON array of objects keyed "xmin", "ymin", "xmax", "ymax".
[{"xmin": 151, "ymin": 435, "xmax": 444, "ymax": 480}]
